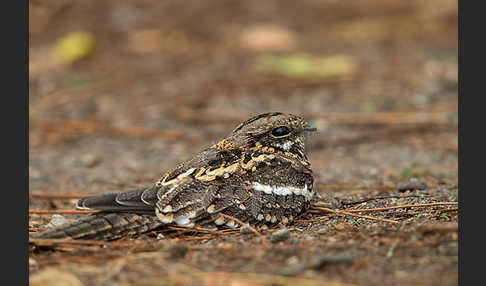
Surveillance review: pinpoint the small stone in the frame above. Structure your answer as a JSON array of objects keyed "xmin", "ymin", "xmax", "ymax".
[
  {"xmin": 368, "ymin": 168, "xmax": 379, "ymax": 176},
  {"xmin": 437, "ymin": 178, "xmax": 449, "ymax": 185},
  {"xmin": 168, "ymin": 244, "xmax": 188, "ymax": 260},
  {"xmin": 45, "ymin": 214, "xmax": 68, "ymax": 228},
  {"xmin": 205, "ymin": 239, "xmax": 219, "ymax": 246},
  {"xmin": 253, "ymin": 237, "xmax": 262, "ymax": 243},
  {"xmin": 334, "ymin": 224, "xmax": 345, "ymax": 231},
  {"xmin": 287, "ymin": 256, "xmax": 300, "ymax": 266},
  {"xmin": 81, "ymin": 153, "xmax": 101, "ymax": 168},
  {"xmin": 156, "ymin": 233, "xmax": 165, "ymax": 240},
  {"xmin": 270, "ymin": 228, "xmax": 291, "ymax": 243},
  {"xmin": 398, "ymin": 178, "xmax": 428, "ymax": 192},
  {"xmin": 302, "ymin": 234, "xmax": 315, "ymax": 241},
  {"xmin": 240, "ymin": 224, "xmax": 254, "ymax": 235},
  {"xmin": 311, "ymin": 253, "xmax": 354, "ymax": 270},
  {"xmin": 29, "ymin": 167, "xmax": 42, "ymax": 179},
  {"xmin": 29, "ymin": 258, "xmax": 37, "ymax": 267}
]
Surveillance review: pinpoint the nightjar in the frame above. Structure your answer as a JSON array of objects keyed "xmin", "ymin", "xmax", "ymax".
[{"xmin": 31, "ymin": 112, "xmax": 317, "ymax": 240}]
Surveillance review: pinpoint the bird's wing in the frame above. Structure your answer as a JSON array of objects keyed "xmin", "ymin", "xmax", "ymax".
[
  {"xmin": 74, "ymin": 148, "xmax": 243, "ymax": 221},
  {"xmin": 73, "ymin": 148, "xmax": 225, "ymax": 213},
  {"xmin": 76, "ymin": 186, "xmax": 159, "ymax": 213}
]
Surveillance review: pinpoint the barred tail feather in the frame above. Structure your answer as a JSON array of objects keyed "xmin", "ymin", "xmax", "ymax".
[{"xmin": 30, "ymin": 212, "xmax": 163, "ymax": 241}]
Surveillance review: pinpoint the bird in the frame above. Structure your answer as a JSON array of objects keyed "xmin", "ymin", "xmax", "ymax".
[{"xmin": 31, "ymin": 112, "xmax": 317, "ymax": 241}]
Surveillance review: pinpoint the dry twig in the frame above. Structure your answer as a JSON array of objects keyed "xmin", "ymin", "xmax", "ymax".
[
  {"xmin": 312, "ymin": 207, "xmax": 399, "ymax": 224},
  {"xmin": 344, "ymin": 202, "xmax": 458, "ymax": 213},
  {"xmin": 29, "ymin": 209, "xmax": 99, "ymax": 214},
  {"xmin": 395, "ymin": 207, "xmax": 458, "ymax": 217}
]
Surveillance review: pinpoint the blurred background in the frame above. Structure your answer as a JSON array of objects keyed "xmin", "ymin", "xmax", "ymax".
[{"xmin": 29, "ymin": 0, "xmax": 457, "ymax": 195}]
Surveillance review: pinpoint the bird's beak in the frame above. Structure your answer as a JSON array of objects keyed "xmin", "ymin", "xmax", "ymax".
[{"xmin": 303, "ymin": 123, "xmax": 317, "ymax": 132}]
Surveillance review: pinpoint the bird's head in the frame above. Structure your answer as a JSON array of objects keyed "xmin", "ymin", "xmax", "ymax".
[{"xmin": 226, "ymin": 112, "xmax": 317, "ymax": 159}]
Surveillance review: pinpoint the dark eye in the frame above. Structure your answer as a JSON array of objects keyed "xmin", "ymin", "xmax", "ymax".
[{"xmin": 271, "ymin": 126, "xmax": 291, "ymax": 137}]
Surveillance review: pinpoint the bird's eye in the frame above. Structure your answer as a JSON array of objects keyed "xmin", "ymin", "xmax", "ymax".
[{"xmin": 271, "ymin": 126, "xmax": 291, "ymax": 137}]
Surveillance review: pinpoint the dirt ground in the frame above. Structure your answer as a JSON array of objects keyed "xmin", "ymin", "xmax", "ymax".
[{"xmin": 29, "ymin": 1, "xmax": 458, "ymax": 285}]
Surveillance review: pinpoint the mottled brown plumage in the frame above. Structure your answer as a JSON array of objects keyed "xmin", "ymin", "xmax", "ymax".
[{"xmin": 31, "ymin": 112, "xmax": 316, "ymax": 240}]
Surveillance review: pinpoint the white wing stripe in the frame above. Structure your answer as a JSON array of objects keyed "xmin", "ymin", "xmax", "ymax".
[{"xmin": 252, "ymin": 182, "xmax": 313, "ymax": 200}]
